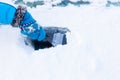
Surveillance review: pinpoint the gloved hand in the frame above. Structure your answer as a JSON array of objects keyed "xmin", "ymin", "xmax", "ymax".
[
  {"xmin": 20, "ymin": 23, "xmax": 46, "ymax": 41},
  {"xmin": 9, "ymin": 5, "xmax": 46, "ymax": 41},
  {"xmin": 16, "ymin": 7, "xmax": 46, "ymax": 41}
]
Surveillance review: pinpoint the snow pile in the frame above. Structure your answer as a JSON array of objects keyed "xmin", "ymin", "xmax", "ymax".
[{"xmin": 0, "ymin": 1, "xmax": 120, "ymax": 80}]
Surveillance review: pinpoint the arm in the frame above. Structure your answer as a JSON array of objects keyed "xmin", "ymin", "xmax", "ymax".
[
  {"xmin": 0, "ymin": 2, "xmax": 16, "ymax": 24},
  {"xmin": 11, "ymin": 5, "xmax": 46, "ymax": 41}
]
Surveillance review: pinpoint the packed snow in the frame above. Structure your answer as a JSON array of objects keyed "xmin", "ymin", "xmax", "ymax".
[{"xmin": 0, "ymin": 0, "xmax": 120, "ymax": 80}]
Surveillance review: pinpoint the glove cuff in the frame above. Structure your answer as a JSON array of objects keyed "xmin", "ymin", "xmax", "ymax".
[{"xmin": 11, "ymin": 5, "xmax": 26, "ymax": 27}]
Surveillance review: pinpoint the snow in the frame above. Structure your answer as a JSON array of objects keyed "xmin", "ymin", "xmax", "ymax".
[{"xmin": 0, "ymin": 0, "xmax": 120, "ymax": 80}]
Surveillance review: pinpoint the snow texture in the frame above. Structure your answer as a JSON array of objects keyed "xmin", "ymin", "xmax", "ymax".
[{"xmin": 0, "ymin": 0, "xmax": 120, "ymax": 80}]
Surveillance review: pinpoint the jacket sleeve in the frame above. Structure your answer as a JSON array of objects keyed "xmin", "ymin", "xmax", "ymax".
[{"xmin": 0, "ymin": 2, "xmax": 16, "ymax": 24}]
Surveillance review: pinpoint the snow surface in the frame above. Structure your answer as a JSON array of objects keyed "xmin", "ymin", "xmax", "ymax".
[{"xmin": 0, "ymin": 0, "xmax": 120, "ymax": 80}]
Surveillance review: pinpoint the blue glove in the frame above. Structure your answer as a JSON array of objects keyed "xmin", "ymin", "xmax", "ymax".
[{"xmin": 20, "ymin": 11, "xmax": 46, "ymax": 41}]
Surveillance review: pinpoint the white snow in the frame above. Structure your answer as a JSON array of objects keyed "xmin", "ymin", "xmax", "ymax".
[{"xmin": 0, "ymin": 0, "xmax": 120, "ymax": 80}]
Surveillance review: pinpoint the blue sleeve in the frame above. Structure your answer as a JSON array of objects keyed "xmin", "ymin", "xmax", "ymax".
[{"xmin": 0, "ymin": 2, "xmax": 16, "ymax": 24}]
